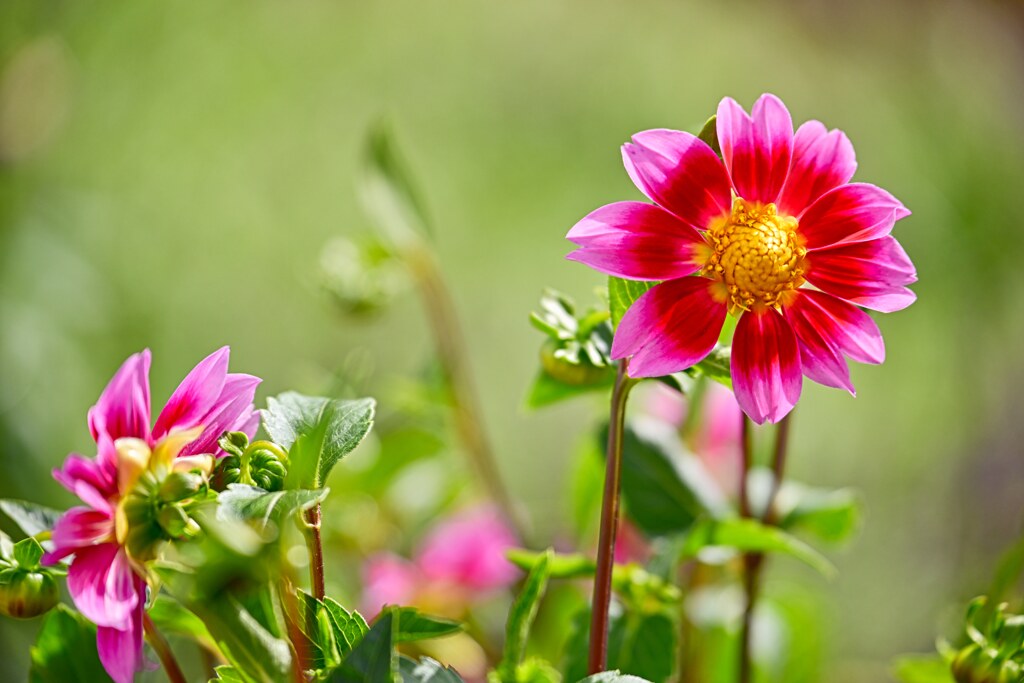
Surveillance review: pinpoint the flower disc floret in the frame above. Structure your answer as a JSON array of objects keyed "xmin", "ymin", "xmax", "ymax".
[{"xmin": 704, "ymin": 198, "xmax": 806, "ymax": 314}]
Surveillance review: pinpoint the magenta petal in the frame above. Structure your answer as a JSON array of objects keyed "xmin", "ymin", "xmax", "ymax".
[
  {"xmin": 717, "ymin": 94, "xmax": 793, "ymax": 204},
  {"xmin": 45, "ymin": 507, "xmax": 115, "ymax": 563},
  {"xmin": 96, "ymin": 589, "xmax": 145, "ymax": 683},
  {"xmin": 416, "ymin": 506, "xmax": 519, "ymax": 591},
  {"xmin": 152, "ymin": 346, "xmax": 230, "ymax": 440},
  {"xmin": 799, "ymin": 183, "xmax": 911, "ymax": 250},
  {"xmin": 611, "ymin": 277, "xmax": 726, "ymax": 377},
  {"xmin": 179, "ymin": 374, "xmax": 261, "ymax": 457},
  {"xmin": 361, "ymin": 554, "xmax": 420, "ymax": 617},
  {"xmin": 777, "ymin": 121, "xmax": 857, "ymax": 217},
  {"xmin": 67, "ymin": 543, "xmax": 138, "ymax": 628},
  {"xmin": 806, "ymin": 236, "xmax": 917, "ymax": 312},
  {"xmin": 88, "ymin": 351, "xmax": 152, "ymax": 444},
  {"xmin": 787, "ymin": 290, "xmax": 885, "ymax": 364},
  {"xmin": 783, "ymin": 296, "xmax": 855, "ymax": 394},
  {"xmin": 731, "ymin": 309, "xmax": 802, "ymax": 424},
  {"xmin": 53, "ymin": 453, "xmax": 117, "ymax": 503},
  {"xmin": 621, "ymin": 129, "xmax": 732, "ymax": 229},
  {"xmin": 566, "ymin": 202, "xmax": 705, "ymax": 280}
]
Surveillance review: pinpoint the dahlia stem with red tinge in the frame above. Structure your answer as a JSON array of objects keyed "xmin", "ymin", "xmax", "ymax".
[
  {"xmin": 587, "ymin": 361, "xmax": 636, "ymax": 674},
  {"xmin": 143, "ymin": 613, "xmax": 187, "ymax": 683},
  {"xmin": 303, "ymin": 503, "xmax": 326, "ymax": 600}
]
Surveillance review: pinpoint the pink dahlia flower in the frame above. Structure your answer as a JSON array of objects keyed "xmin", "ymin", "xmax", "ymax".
[
  {"xmin": 567, "ymin": 94, "xmax": 915, "ymax": 423},
  {"xmin": 43, "ymin": 347, "xmax": 259, "ymax": 683}
]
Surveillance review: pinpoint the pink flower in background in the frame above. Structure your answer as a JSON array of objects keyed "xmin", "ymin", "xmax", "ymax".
[
  {"xmin": 567, "ymin": 93, "xmax": 915, "ymax": 424},
  {"xmin": 44, "ymin": 348, "xmax": 259, "ymax": 683},
  {"xmin": 361, "ymin": 506, "xmax": 519, "ymax": 618},
  {"xmin": 613, "ymin": 519, "xmax": 651, "ymax": 566}
]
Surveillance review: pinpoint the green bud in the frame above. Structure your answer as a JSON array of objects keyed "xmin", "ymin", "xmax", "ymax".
[
  {"xmin": 0, "ymin": 567, "xmax": 59, "ymax": 619},
  {"xmin": 156, "ymin": 504, "xmax": 200, "ymax": 540},
  {"xmin": 158, "ymin": 471, "xmax": 205, "ymax": 503},
  {"xmin": 214, "ymin": 440, "xmax": 289, "ymax": 492},
  {"xmin": 540, "ymin": 338, "xmax": 612, "ymax": 386},
  {"xmin": 218, "ymin": 431, "xmax": 250, "ymax": 459}
]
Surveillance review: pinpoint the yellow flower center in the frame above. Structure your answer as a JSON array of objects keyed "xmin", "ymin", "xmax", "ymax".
[{"xmin": 703, "ymin": 198, "xmax": 806, "ymax": 314}]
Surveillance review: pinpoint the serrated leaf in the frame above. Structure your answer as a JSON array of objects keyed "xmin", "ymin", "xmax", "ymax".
[
  {"xmin": 216, "ymin": 484, "xmax": 328, "ymax": 531},
  {"xmin": 496, "ymin": 549, "xmax": 553, "ymax": 681},
  {"xmin": 399, "ymin": 656, "xmax": 465, "ymax": 683},
  {"xmin": 390, "ymin": 607, "xmax": 462, "ymax": 642},
  {"xmin": 331, "ymin": 610, "xmax": 396, "ymax": 682},
  {"xmin": 14, "ymin": 537, "xmax": 43, "ymax": 568},
  {"xmin": 264, "ymin": 392, "xmax": 375, "ymax": 488},
  {"xmin": 322, "ymin": 597, "xmax": 370, "ymax": 656},
  {"xmin": 892, "ymin": 656, "xmax": 956, "ymax": 683},
  {"xmin": 294, "ymin": 590, "xmax": 342, "ymax": 672},
  {"xmin": 680, "ymin": 517, "xmax": 836, "ymax": 578},
  {"xmin": 608, "ymin": 277, "xmax": 656, "ymax": 329},
  {"xmin": 361, "ymin": 121, "xmax": 432, "ymax": 246},
  {"xmin": 0, "ymin": 499, "xmax": 62, "ymax": 538},
  {"xmin": 29, "ymin": 605, "xmax": 107, "ymax": 683}
]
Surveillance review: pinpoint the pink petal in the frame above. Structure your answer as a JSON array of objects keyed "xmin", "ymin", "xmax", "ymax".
[
  {"xmin": 731, "ymin": 309, "xmax": 802, "ymax": 424},
  {"xmin": 362, "ymin": 554, "xmax": 420, "ymax": 617},
  {"xmin": 67, "ymin": 544, "xmax": 139, "ymax": 628},
  {"xmin": 44, "ymin": 507, "xmax": 115, "ymax": 563},
  {"xmin": 96, "ymin": 586, "xmax": 145, "ymax": 683},
  {"xmin": 566, "ymin": 202, "xmax": 706, "ymax": 280},
  {"xmin": 611, "ymin": 277, "xmax": 726, "ymax": 377},
  {"xmin": 798, "ymin": 183, "xmax": 911, "ymax": 250},
  {"xmin": 53, "ymin": 453, "xmax": 117, "ymax": 504},
  {"xmin": 777, "ymin": 121, "xmax": 857, "ymax": 217},
  {"xmin": 152, "ymin": 347, "xmax": 230, "ymax": 440},
  {"xmin": 787, "ymin": 290, "xmax": 885, "ymax": 364},
  {"xmin": 88, "ymin": 351, "xmax": 152, "ymax": 444},
  {"xmin": 805, "ymin": 236, "xmax": 917, "ymax": 312},
  {"xmin": 179, "ymin": 374, "xmax": 262, "ymax": 457},
  {"xmin": 621, "ymin": 129, "xmax": 732, "ymax": 229},
  {"xmin": 416, "ymin": 506, "xmax": 520, "ymax": 591},
  {"xmin": 783, "ymin": 294, "xmax": 855, "ymax": 394},
  {"xmin": 717, "ymin": 94, "xmax": 793, "ymax": 204}
]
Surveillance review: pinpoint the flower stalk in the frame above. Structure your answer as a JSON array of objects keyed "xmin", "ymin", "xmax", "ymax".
[
  {"xmin": 587, "ymin": 361, "xmax": 636, "ymax": 674},
  {"xmin": 303, "ymin": 504, "xmax": 326, "ymax": 600},
  {"xmin": 143, "ymin": 613, "xmax": 187, "ymax": 683},
  {"xmin": 738, "ymin": 412, "xmax": 793, "ymax": 683}
]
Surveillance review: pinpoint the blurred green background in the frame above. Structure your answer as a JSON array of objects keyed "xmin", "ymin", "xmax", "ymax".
[{"xmin": 2, "ymin": 0, "xmax": 1024, "ymax": 680}]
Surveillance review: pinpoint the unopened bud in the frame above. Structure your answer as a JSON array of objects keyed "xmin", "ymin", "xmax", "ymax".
[
  {"xmin": 156, "ymin": 505, "xmax": 199, "ymax": 540},
  {"xmin": 158, "ymin": 471, "xmax": 205, "ymax": 503},
  {"xmin": 218, "ymin": 431, "xmax": 249, "ymax": 459},
  {"xmin": 0, "ymin": 568, "xmax": 59, "ymax": 619}
]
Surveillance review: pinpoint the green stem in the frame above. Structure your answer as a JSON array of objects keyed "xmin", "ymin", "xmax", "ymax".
[
  {"xmin": 737, "ymin": 413, "xmax": 793, "ymax": 683},
  {"xmin": 143, "ymin": 613, "xmax": 187, "ymax": 683},
  {"xmin": 587, "ymin": 362, "xmax": 636, "ymax": 674},
  {"xmin": 405, "ymin": 245, "xmax": 525, "ymax": 540}
]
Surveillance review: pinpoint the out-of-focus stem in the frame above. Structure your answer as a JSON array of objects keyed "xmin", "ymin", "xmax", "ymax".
[
  {"xmin": 143, "ymin": 613, "xmax": 187, "ymax": 683},
  {"xmin": 303, "ymin": 504, "xmax": 326, "ymax": 600},
  {"xmin": 587, "ymin": 362, "xmax": 635, "ymax": 674},
  {"xmin": 404, "ymin": 245, "xmax": 524, "ymax": 539},
  {"xmin": 737, "ymin": 413, "xmax": 793, "ymax": 683}
]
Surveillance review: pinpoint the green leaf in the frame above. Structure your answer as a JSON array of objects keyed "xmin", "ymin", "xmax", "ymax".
[
  {"xmin": 361, "ymin": 121, "xmax": 433, "ymax": 246},
  {"xmin": 608, "ymin": 277, "xmax": 656, "ymax": 329},
  {"xmin": 331, "ymin": 611, "xmax": 396, "ymax": 682},
  {"xmin": 322, "ymin": 597, "xmax": 371, "ymax": 656},
  {"xmin": 0, "ymin": 529, "xmax": 13, "ymax": 560},
  {"xmin": 149, "ymin": 593, "xmax": 220, "ymax": 654},
  {"xmin": 577, "ymin": 673, "xmax": 654, "ymax": 683},
  {"xmin": 689, "ymin": 346, "xmax": 732, "ymax": 389},
  {"xmin": 696, "ymin": 115, "xmax": 721, "ymax": 157},
  {"xmin": 390, "ymin": 607, "xmax": 462, "ymax": 642},
  {"xmin": 563, "ymin": 607, "xmax": 675, "ymax": 683},
  {"xmin": 776, "ymin": 483, "xmax": 862, "ymax": 543},
  {"xmin": 613, "ymin": 422, "xmax": 720, "ymax": 538},
  {"xmin": 211, "ymin": 666, "xmax": 250, "ymax": 683},
  {"xmin": 29, "ymin": 605, "xmax": 107, "ymax": 683},
  {"xmin": 264, "ymin": 392, "xmax": 375, "ymax": 488},
  {"xmin": 0, "ymin": 499, "xmax": 62, "ymax": 538},
  {"xmin": 507, "ymin": 549, "xmax": 595, "ymax": 580},
  {"xmin": 188, "ymin": 593, "xmax": 294, "ymax": 683},
  {"xmin": 14, "ymin": 537, "xmax": 44, "ymax": 569},
  {"xmin": 497, "ymin": 549, "xmax": 553, "ymax": 681},
  {"xmin": 294, "ymin": 590, "xmax": 343, "ymax": 672},
  {"xmin": 216, "ymin": 484, "xmax": 328, "ymax": 531},
  {"xmin": 892, "ymin": 656, "xmax": 956, "ymax": 683},
  {"xmin": 399, "ymin": 656, "xmax": 466, "ymax": 683},
  {"xmin": 680, "ymin": 517, "xmax": 836, "ymax": 578},
  {"xmin": 525, "ymin": 369, "xmax": 614, "ymax": 409}
]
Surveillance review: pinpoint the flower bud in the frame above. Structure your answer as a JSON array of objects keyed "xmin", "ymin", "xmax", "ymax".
[
  {"xmin": 158, "ymin": 471, "xmax": 205, "ymax": 503},
  {"xmin": 214, "ymin": 440, "xmax": 289, "ymax": 492},
  {"xmin": 218, "ymin": 431, "xmax": 249, "ymax": 459},
  {"xmin": 0, "ymin": 567, "xmax": 59, "ymax": 619},
  {"xmin": 156, "ymin": 504, "xmax": 200, "ymax": 540}
]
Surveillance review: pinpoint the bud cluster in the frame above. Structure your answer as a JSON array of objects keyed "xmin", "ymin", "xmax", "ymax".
[
  {"xmin": 530, "ymin": 289, "xmax": 614, "ymax": 386},
  {"xmin": 213, "ymin": 432, "xmax": 289, "ymax": 492},
  {"xmin": 951, "ymin": 598, "xmax": 1024, "ymax": 683}
]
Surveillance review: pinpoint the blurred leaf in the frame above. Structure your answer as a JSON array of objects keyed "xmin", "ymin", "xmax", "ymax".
[
  {"xmin": 0, "ymin": 529, "xmax": 12, "ymax": 560},
  {"xmin": 776, "ymin": 483, "xmax": 862, "ymax": 543},
  {"xmin": 893, "ymin": 656, "xmax": 955, "ymax": 683},
  {"xmin": 29, "ymin": 605, "xmax": 106, "ymax": 683},
  {"xmin": 331, "ymin": 610, "xmax": 395, "ymax": 682},
  {"xmin": 611, "ymin": 423, "xmax": 709, "ymax": 537},
  {"xmin": 211, "ymin": 666, "xmax": 249, "ymax": 683},
  {"xmin": 400, "ymin": 656, "xmax": 465, "ymax": 683},
  {"xmin": 508, "ymin": 548, "xmax": 595, "ymax": 580},
  {"xmin": 200, "ymin": 594, "xmax": 294, "ymax": 683},
  {"xmin": 526, "ymin": 369, "xmax": 614, "ymax": 409},
  {"xmin": 688, "ymin": 347, "xmax": 732, "ymax": 389},
  {"xmin": 577, "ymin": 673, "xmax": 654, "ymax": 683},
  {"xmin": 563, "ymin": 606, "xmax": 676, "ymax": 683},
  {"xmin": 697, "ymin": 115, "xmax": 721, "ymax": 156},
  {"xmin": 0, "ymin": 499, "xmax": 62, "ymax": 537},
  {"xmin": 390, "ymin": 607, "xmax": 462, "ymax": 642},
  {"xmin": 264, "ymin": 392, "xmax": 375, "ymax": 487},
  {"xmin": 13, "ymin": 537, "xmax": 43, "ymax": 568},
  {"xmin": 496, "ymin": 549, "xmax": 554, "ymax": 682},
  {"xmin": 506, "ymin": 657, "xmax": 562, "ymax": 683},
  {"xmin": 680, "ymin": 517, "xmax": 836, "ymax": 578},
  {"xmin": 149, "ymin": 593, "xmax": 219, "ymax": 653},
  {"xmin": 361, "ymin": 121, "xmax": 432, "ymax": 246},
  {"xmin": 216, "ymin": 484, "xmax": 328, "ymax": 531},
  {"xmin": 570, "ymin": 438, "xmax": 605, "ymax": 540},
  {"xmin": 608, "ymin": 277, "xmax": 656, "ymax": 329}
]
